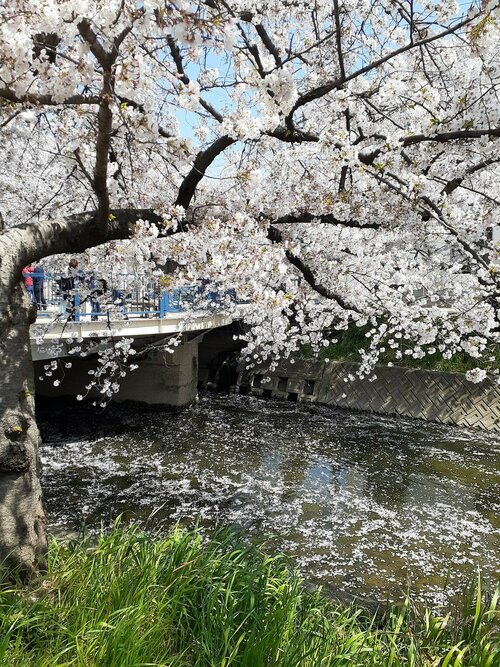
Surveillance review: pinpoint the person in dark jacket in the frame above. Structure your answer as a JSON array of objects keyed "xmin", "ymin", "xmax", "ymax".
[
  {"xmin": 32, "ymin": 262, "xmax": 47, "ymax": 310},
  {"xmin": 59, "ymin": 258, "xmax": 81, "ymax": 320},
  {"xmin": 87, "ymin": 274, "xmax": 107, "ymax": 321}
]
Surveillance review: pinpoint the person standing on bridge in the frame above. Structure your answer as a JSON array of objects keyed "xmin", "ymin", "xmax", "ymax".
[
  {"xmin": 105, "ymin": 243, "xmax": 130, "ymax": 319},
  {"xmin": 32, "ymin": 261, "xmax": 47, "ymax": 311},
  {"xmin": 87, "ymin": 273, "xmax": 107, "ymax": 321},
  {"xmin": 22, "ymin": 263, "xmax": 36, "ymax": 303},
  {"xmin": 59, "ymin": 258, "xmax": 83, "ymax": 321}
]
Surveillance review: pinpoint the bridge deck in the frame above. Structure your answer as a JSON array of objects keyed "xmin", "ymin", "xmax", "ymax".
[
  {"xmin": 33, "ymin": 310, "xmax": 234, "ymax": 340},
  {"xmin": 30, "ymin": 309, "xmax": 241, "ymax": 361}
]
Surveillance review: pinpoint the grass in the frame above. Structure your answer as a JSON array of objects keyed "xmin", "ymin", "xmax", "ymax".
[
  {"xmin": 300, "ymin": 325, "xmax": 500, "ymax": 374},
  {"xmin": 0, "ymin": 524, "xmax": 498, "ymax": 666}
]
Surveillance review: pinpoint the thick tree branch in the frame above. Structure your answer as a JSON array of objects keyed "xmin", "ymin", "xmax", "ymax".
[
  {"xmin": 441, "ymin": 156, "xmax": 500, "ymax": 196},
  {"xmin": 77, "ymin": 17, "xmax": 125, "ymax": 225},
  {"xmin": 270, "ymin": 212, "xmax": 380, "ymax": 229},
  {"xmin": 0, "ymin": 88, "xmax": 99, "ymax": 106},
  {"xmin": 403, "ymin": 127, "xmax": 500, "ymax": 146},
  {"xmin": 167, "ymin": 36, "xmax": 190, "ymax": 85},
  {"xmin": 333, "ymin": 0, "xmax": 346, "ymax": 82},
  {"xmin": 93, "ymin": 71, "xmax": 114, "ymax": 223},
  {"xmin": 0, "ymin": 209, "xmax": 164, "ymax": 297},
  {"xmin": 356, "ymin": 127, "xmax": 500, "ymax": 168},
  {"xmin": 77, "ymin": 19, "xmax": 110, "ymax": 67},
  {"xmin": 175, "ymin": 120, "xmax": 500, "ymax": 223},
  {"xmin": 267, "ymin": 124, "xmax": 500, "ymax": 173},
  {"xmin": 236, "ymin": 26, "xmax": 267, "ymax": 78},
  {"xmin": 255, "ymin": 24, "xmax": 282, "ymax": 67},
  {"xmin": 266, "ymin": 127, "xmax": 320, "ymax": 143},
  {"xmin": 175, "ymin": 135, "xmax": 235, "ymax": 208}
]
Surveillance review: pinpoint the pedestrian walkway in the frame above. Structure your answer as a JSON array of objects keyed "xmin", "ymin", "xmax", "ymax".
[{"xmin": 31, "ymin": 273, "xmax": 231, "ymax": 321}]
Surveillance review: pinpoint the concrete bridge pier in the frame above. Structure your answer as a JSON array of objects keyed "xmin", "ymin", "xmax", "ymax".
[
  {"xmin": 116, "ymin": 339, "xmax": 198, "ymax": 408},
  {"xmin": 34, "ymin": 337, "xmax": 199, "ymax": 408}
]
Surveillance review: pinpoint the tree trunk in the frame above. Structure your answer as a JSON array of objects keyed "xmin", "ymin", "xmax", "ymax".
[
  {"xmin": 0, "ymin": 282, "xmax": 46, "ymax": 577},
  {"xmin": 0, "ymin": 208, "xmax": 168, "ymax": 577}
]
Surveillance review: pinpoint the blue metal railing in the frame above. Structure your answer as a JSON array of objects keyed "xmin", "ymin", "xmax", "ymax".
[{"xmin": 28, "ymin": 273, "xmax": 235, "ymax": 321}]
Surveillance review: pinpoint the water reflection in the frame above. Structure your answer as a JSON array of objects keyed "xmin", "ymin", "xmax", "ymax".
[{"xmin": 38, "ymin": 393, "xmax": 500, "ymax": 604}]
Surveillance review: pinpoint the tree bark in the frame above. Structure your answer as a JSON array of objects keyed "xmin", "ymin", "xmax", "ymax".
[{"xmin": 0, "ymin": 283, "xmax": 46, "ymax": 577}]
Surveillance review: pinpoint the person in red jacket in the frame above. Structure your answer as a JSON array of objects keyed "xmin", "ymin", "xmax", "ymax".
[{"xmin": 22, "ymin": 263, "xmax": 36, "ymax": 303}]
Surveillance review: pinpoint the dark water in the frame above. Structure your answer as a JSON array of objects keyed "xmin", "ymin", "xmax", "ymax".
[{"xmin": 38, "ymin": 393, "xmax": 500, "ymax": 605}]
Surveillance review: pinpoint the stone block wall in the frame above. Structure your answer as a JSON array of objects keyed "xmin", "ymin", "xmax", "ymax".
[{"xmin": 239, "ymin": 359, "xmax": 500, "ymax": 433}]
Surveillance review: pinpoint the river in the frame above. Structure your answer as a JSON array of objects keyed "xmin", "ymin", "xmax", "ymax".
[{"xmin": 38, "ymin": 392, "xmax": 499, "ymax": 605}]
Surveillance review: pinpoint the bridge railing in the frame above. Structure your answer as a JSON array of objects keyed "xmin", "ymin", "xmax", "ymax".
[{"xmin": 32, "ymin": 273, "xmax": 236, "ymax": 321}]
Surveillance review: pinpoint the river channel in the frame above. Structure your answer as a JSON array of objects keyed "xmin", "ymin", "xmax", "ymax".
[{"xmin": 38, "ymin": 393, "xmax": 499, "ymax": 605}]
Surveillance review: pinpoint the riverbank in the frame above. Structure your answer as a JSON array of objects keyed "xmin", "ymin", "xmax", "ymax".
[{"xmin": 1, "ymin": 525, "xmax": 498, "ymax": 666}]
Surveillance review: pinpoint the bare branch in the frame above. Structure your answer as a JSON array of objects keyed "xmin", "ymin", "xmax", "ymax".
[
  {"xmin": 287, "ymin": 7, "xmax": 492, "ymax": 121},
  {"xmin": 167, "ymin": 36, "xmax": 224, "ymax": 123},
  {"xmin": 267, "ymin": 224, "xmax": 362, "ymax": 313},
  {"xmin": 175, "ymin": 135, "xmax": 235, "ymax": 208}
]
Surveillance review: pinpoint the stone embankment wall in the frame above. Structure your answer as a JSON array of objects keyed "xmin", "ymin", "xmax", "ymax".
[{"xmin": 238, "ymin": 359, "xmax": 500, "ymax": 433}]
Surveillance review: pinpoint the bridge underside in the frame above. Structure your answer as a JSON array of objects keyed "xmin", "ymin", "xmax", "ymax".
[
  {"xmin": 34, "ymin": 336, "xmax": 199, "ymax": 408},
  {"xmin": 31, "ymin": 312, "xmax": 243, "ymax": 409},
  {"xmin": 33, "ymin": 321, "xmax": 245, "ymax": 408}
]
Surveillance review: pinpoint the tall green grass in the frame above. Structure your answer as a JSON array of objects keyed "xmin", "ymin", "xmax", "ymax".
[{"xmin": 0, "ymin": 524, "xmax": 498, "ymax": 666}]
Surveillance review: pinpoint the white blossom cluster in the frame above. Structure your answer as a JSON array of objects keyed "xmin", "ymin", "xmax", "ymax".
[{"xmin": 1, "ymin": 0, "xmax": 500, "ymax": 394}]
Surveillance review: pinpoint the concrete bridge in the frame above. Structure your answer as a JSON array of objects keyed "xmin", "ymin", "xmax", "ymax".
[{"xmin": 30, "ymin": 276, "xmax": 243, "ymax": 407}]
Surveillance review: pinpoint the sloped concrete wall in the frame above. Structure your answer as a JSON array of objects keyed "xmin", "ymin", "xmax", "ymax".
[{"xmin": 240, "ymin": 360, "xmax": 500, "ymax": 432}]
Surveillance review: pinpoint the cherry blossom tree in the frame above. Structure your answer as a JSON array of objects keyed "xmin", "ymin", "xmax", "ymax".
[{"xmin": 0, "ymin": 0, "xmax": 499, "ymax": 574}]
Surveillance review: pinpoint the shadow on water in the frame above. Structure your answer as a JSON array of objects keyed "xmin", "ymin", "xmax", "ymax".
[{"xmin": 36, "ymin": 392, "xmax": 500, "ymax": 605}]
